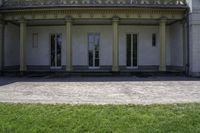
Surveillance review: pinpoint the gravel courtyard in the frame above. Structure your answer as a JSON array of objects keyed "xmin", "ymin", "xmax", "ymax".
[{"xmin": 0, "ymin": 76, "xmax": 200, "ymax": 105}]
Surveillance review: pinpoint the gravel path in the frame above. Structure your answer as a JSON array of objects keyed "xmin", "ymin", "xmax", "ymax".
[{"xmin": 0, "ymin": 76, "xmax": 200, "ymax": 105}]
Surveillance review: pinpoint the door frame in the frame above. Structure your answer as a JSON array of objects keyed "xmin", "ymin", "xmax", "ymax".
[
  {"xmin": 126, "ymin": 32, "xmax": 139, "ymax": 69},
  {"xmin": 87, "ymin": 32, "xmax": 101, "ymax": 69},
  {"xmin": 49, "ymin": 33, "xmax": 62, "ymax": 69}
]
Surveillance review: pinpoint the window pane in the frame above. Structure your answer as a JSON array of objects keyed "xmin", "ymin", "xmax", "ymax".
[
  {"xmin": 89, "ymin": 50, "xmax": 93, "ymax": 67},
  {"xmin": 33, "ymin": 33, "xmax": 38, "ymax": 48},
  {"xmin": 133, "ymin": 34, "xmax": 137, "ymax": 67},
  {"xmin": 57, "ymin": 34, "xmax": 62, "ymax": 66},
  {"xmin": 51, "ymin": 34, "xmax": 56, "ymax": 66},
  {"xmin": 126, "ymin": 34, "xmax": 131, "ymax": 66},
  {"xmin": 88, "ymin": 42, "xmax": 93, "ymax": 67},
  {"xmin": 88, "ymin": 33, "xmax": 100, "ymax": 67},
  {"xmin": 95, "ymin": 51, "xmax": 99, "ymax": 59},
  {"xmin": 95, "ymin": 59, "xmax": 99, "ymax": 67},
  {"xmin": 152, "ymin": 34, "xmax": 156, "ymax": 47},
  {"xmin": 89, "ymin": 42, "xmax": 93, "ymax": 51},
  {"xmin": 95, "ymin": 34, "xmax": 100, "ymax": 46},
  {"xmin": 88, "ymin": 34, "xmax": 94, "ymax": 43}
]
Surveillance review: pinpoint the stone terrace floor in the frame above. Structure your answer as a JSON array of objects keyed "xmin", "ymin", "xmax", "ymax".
[{"xmin": 0, "ymin": 76, "xmax": 200, "ymax": 105}]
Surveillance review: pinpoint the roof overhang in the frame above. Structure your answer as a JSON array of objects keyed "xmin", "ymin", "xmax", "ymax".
[{"xmin": 0, "ymin": 0, "xmax": 188, "ymax": 11}]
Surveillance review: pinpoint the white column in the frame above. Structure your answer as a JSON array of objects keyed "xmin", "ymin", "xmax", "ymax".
[
  {"xmin": 159, "ymin": 19, "xmax": 167, "ymax": 71},
  {"xmin": 19, "ymin": 19, "xmax": 27, "ymax": 72},
  {"xmin": 65, "ymin": 17, "xmax": 72, "ymax": 72},
  {"xmin": 112, "ymin": 17, "xmax": 119, "ymax": 72},
  {"xmin": 0, "ymin": 20, "xmax": 4, "ymax": 71}
]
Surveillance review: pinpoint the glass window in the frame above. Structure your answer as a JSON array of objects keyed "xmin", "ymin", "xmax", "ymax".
[
  {"xmin": 32, "ymin": 33, "xmax": 38, "ymax": 48},
  {"xmin": 50, "ymin": 34, "xmax": 62, "ymax": 67},
  {"xmin": 152, "ymin": 33, "xmax": 156, "ymax": 47},
  {"xmin": 126, "ymin": 34, "xmax": 132, "ymax": 67},
  {"xmin": 133, "ymin": 34, "xmax": 138, "ymax": 67},
  {"xmin": 50, "ymin": 34, "xmax": 56, "ymax": 67},
  {"xmin": 88, "ymin": 33, "xmax": 100, "ymax": 68},
  {"xmin": 126, "ymin": 34, "xmax": 138, "ymax": 67},
  {"xmin": 57, "ymin": 34, "xmax": 62, "ymax": 67}
]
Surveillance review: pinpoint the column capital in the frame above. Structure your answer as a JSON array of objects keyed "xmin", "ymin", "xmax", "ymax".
[
  {"xmin": 112, "ymin": 16, "xmax": 120, "ymax": 22},
  {"xmin": 18, "ymin": 18, "xmax": 27, "ymax": 24},
  {"xmin": 65, "ymin": 16, "xmax": 73, "ymax": 23},
  {"xmin": 159, "ymin": 17, "xmax": 168, "ymax": 23}
]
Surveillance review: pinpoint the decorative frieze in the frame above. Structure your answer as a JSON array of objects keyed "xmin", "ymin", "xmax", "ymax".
[
  {"xmin": 2, "ymin": 0, "xmax": 187, "ymax": 8},
  {"xmin": 3, "ymin": 8, "xmax": 186, "ymax": 21}
]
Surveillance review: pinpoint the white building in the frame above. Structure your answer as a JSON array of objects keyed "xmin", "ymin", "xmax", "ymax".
[
  {"xmin": 0, "ymin": 0, "xmax": 199, "ymax": 76},
  {"xmin": 188, "ymin": 0, "xmax": 200, "ymax": 76}
]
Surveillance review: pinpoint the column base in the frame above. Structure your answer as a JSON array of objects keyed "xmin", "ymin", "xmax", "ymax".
[
  {"xmin": 19, "ymin": 71, "xmax": 27, "ymax": 76},
  {"xmin": 20, "ymin": 65, "xmax": 27, "ymax": 72},
  {"xmin": 159, "ymin": 66, "xmax": 166, "ymax": 72},
  {"xmin": 66, "ymin": 66, "xmax": 73, "ymax": 72},
  {"xmin": 112, "ymin": 66, "xmax": 119, "ymax": 72}
]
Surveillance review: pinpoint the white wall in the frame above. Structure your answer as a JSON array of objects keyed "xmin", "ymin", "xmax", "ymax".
[
  {"xmin": 27, "ymin": 25, "xmax": 113, "ymax": 66},
  {"xmin": 26, "ymin": 25, "xmax": 173, "ymax": 67},
  {"xmin": 187, "ymin": 0, "xmax": 200, "ymax": 12},
  {"xmin": 4, "ymin": 23, "xmax": 20, "ymax": 66},
  {"xmin": 170, "ymin": 22, "xmax": 184, "ymax": 67},
  {"xmin": 189, "ymin": 6, "xmax": 200, "ymax": 75},
  {"xmin": 27, "ymin": 26, "xmax": 66, "ymax": 66},
  {"xmin": 189, "ymin": 24, "xmax": 200, "ymax": 73},
  {"xmin": 119, "ymin": 25, "xmax": 171, "ymax": 66},
  {"xmin": 72, "ymin": 25, "xmax": 112, "ymax": 66}
]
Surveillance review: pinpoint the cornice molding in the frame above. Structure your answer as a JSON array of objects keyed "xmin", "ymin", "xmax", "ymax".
[{"xmin": 1, "ymin": 0, "xmax": 187, "ymax": 9}]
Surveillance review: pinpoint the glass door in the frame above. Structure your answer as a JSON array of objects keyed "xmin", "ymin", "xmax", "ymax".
[
  {"xmin": 88, "ymin": 33, "xmax": 100, "ymax": 68},
  {"xmin": 50, "ymin": 33, "xmax": 62, "ymax": 68},
  {"xmin": 126, "ymin": 34, "xmax": 138, "ymax": 68}
]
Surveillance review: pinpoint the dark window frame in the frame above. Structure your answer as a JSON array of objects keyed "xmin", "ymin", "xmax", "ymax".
[
  {"xmin": 32, "ymin": 33, "xmax": 38, "ymax": 48},
  {"xmin": 152, "ymin": 33, "xmax": 156, "ymax": 47}
]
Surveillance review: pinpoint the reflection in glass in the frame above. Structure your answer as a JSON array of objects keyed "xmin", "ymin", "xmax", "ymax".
[
  {"xmin": 88, "ymin": 33, "xmax": 100, "ymax": 67},
  {"xmin": 126, "ymin": 34, "xmax": 137, "ymax": 67},
  {"xmin": 57, "ymin": 34, "xmax": 62, "ymax": 67},
  {"xmin": 126, "ymin": 34, "xmax": 131, "ymax": 67},
  {"xmin": 133, "ymin": 34, "xmax": 137, "ymax": 67},
  {"xmin": 50, "ymin": 34, "xmax": 62, "ymax": 67},
  {"xmin": 51, "ymin": 34, "xmax": 56, "ymax": 67}
]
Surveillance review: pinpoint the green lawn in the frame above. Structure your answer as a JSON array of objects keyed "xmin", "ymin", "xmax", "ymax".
[{"xmin": 0, "ymin": 103, "xmax": 200, "ymax": 133}]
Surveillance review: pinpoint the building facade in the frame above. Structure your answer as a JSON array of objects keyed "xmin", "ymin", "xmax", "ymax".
[
  {"xmin": 188, "ymin": 0, "xmax": 200, "ymax": 76},
  {"xmin": 0, "ymin": 0, "xmax": 198, "ymax": 75}
]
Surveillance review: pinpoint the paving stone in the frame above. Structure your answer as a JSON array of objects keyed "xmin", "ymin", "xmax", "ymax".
[{"xmin": 0, "ymin": 76, "xmax": 199, "ymax": 105}]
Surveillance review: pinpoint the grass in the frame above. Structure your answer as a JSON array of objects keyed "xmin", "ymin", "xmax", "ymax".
[{"xmin": 0, "ymin": 103, "xmax": 200, "ymax": 133}]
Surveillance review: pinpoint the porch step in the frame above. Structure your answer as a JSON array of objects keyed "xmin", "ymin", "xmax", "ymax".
[{"xmin": 1, "ymin": 71, "xmax": 186, "ymax": 78}]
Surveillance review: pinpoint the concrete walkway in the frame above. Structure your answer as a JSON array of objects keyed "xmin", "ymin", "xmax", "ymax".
[{"xmin": 0, "ymin": 76, "xmax": 200, "ymax": 105}]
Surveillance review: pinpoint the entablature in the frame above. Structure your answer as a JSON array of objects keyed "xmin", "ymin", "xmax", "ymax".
[
  {"xmin": 1, "ymin": 0, "xmax": 187, "ymax": 9},
  {"xmin": 2, "ymin": 8, "xmax": 186, "ymax": 21}
]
